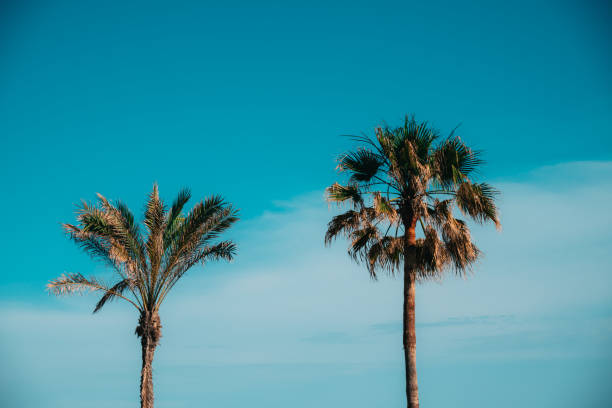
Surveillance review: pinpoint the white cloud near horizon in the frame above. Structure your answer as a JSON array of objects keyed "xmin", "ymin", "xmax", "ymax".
[{"xmin": 1, "ymin": 160, "xmax": 611, "ymax": 407}]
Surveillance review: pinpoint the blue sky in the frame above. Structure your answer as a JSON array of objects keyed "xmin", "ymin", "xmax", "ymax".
[{"xmin": 0, "ymin": 0, "xmax": 611, "ymax": 407}]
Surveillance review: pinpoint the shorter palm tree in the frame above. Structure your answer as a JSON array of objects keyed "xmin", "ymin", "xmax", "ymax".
[
  {"xmin": 325, "ymin": 116, "xmax": 500, "ymax": 408},
  {"xmin": 48, "ymin": 184, "xmax": 238, "ymax": 408}
]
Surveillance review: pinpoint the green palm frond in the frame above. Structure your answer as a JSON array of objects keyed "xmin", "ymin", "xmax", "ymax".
[
  {"xmin": 455, "ymin": 181, "xmax": 500, "ymax": 229},
  {"xmin": 197, "ymin": 205, "xmax": 239, "ymax": 242},
  {"xmin": 399, "ymin": 116, "xmax": 438, "ymax": 162},
  {"xmin": 198, "ymin": 241, "xmax": 237, "ymax": 263},
  {"xmin": 374, "ymin": 127, "xmax": 395, "ymax": 159},
  {"xmin": 114, "ymin": 200, "xmax": 147, "ymax": 267},
  {"xmin": 62, "ymin": 223, "xmax": 136, "ymax": 280},
  {"xmin": 160, "ymin": 197, "xmax": 218, "ymax": 270},
  {"xmin": 431, "ymin": 135, "xmax": 483, "ymax": 188},
  {"xmin": 77, "ymin": 203, "xmax": 117, "ymax": 237},
  {"xmin": 338, "ymin": 148, "xmax": 384, "ymax": 182},
  {"xmin": 90, "ymin": 194, "xmax": 147, "ymax": 273},
  {"xmin": 154, "ymin": 195, "xmax": 238, "ymax": 308},
  {"xmin": 164, "ymin": 188, "xmax": 191, "ymax": 241},
  {"xmin": 144, "ymin": 184, "xmax": 166, "ymax": 281},
  {"xmin": 74, "ymin": 197, "xmax": 146, "ymax": 272},
  {"xmin": 326, "ymin": 183, "xmax": 363, "ymax": 207},
  {"xmin": 93, "ymin": 279, "xmax": 133, "ymax": 313},
  {"xmin": 349, "ymin": 132, "xmax": 390, "ymax": 164},
  {"xmin": 165, "ymin": 202, "xmax": 237, "ymax": 266},
  {"xmin": 372, "ymin": 192, "xmax": 398, "ymax": 222}
]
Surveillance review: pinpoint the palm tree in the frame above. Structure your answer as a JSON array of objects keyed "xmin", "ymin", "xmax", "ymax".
[
  {"xmin": 47, "ymin": 184, "xmax": 238, "ymax": 408},
  {"xmin": 325, "ymin": 116, "xmax": 500, "ymax": 408}
]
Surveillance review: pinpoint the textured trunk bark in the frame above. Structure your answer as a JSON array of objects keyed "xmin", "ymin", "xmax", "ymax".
[
  {"xmin": 403, "ymin": 216, "xmax": 419, "ymax": 408},
  {"xmin": 136, "ymin": 312, "xmax": 162, "ymax": 408},
  {"xmin": 140, "ymin": 334, "xmax": 157, "ymax": 408}
]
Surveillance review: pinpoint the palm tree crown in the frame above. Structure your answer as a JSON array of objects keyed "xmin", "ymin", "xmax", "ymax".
[
  {"xmin": 48, "ymin": 184, "xmax": 238, "ymax": 312},
  {"xmin": 326, "ymin": 116, "xmax": 500, "ymax": 279}
]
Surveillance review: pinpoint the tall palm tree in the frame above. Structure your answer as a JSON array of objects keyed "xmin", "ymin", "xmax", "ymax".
[
  {"xmin": 325, "ymin": 116, "xmax": 500, "ymax": 408},
  {"xmin": 47, "ymin": 184, "xmax": 238, "ymax": 408}
]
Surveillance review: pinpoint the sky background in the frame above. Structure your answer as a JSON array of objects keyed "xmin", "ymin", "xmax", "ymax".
[{"xmin": 0, "ymin": 0, "xmax": 611, "ymax": 407}]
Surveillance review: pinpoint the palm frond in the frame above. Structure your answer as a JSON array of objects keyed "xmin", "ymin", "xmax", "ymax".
[
  {"xmin": 348, "ymin": 133, "xmax": 390, "ymax": 165},
  {"xmin": 196, "ymin": 205, "xmax": 240, "ymax": 243},
  {"xmin": 144, "ymin": 184, "xmax": 166, "ymax": 279},
  {"xmin": 455, "ymin": 182, "xmax": 501, "ymax": 229},
  {"xmin": 154, "ymin": 197, "xmax": 238, "ymax": 305},
  {"xmin": 166, "ymin": 202, "xmax": 238, "ymax": 264},
  {"xmin": 73, "ymin": 197, "xmax": 146, "ymax": 275},
  {"xmin": 47, "ymin": 273, "xmax": 104, "ymax": 295},
  {"xmin": 427, "ymin": 199, "xmax": 452, "ymax": 228},
  {"xmin": 325, "ymin": 210, "xmax": 361, "ymax": 245},
  {"xmin": 164, "ymin": 188, "xmax": 191, "ymax": 243},
  {"xmin": 400, "ymin": 115, "xmax": 438, "ymax": 162},
  {"xmin": 93, "ymin": 279, "xmax": 133, "ymax": 313},
  {"xmin": 198, "ymin": 241, "xmax": 237, "ymax": 263},
  {"xmin": 63, "ymin": 223, "xmax": 124, "ymax": 272},
  {"xmin": 441, "ymin": 218, "xmax": 480, "ymax": 273},
  {"xmin": 90, "ymin": 194, "xmax": 147, "ymax": 275},
  {"xmin": 114, "ymin": 200, "xmax": 147, "ymax": 268},
  {"xmin": 337, "ymin": 148, "xmax": 384, "ymax": 182},
  {"xmin": 372, "ymin": 192, "xmax": 398, "ymax": 222},
  {"xmin": 348, "ymin": 225, "xmax": 379, "ymax": 262},
  {"xmin": 431, "ymin": 135, "xmax": 483, "ymax": 188},
  {"xmin": 374, "ymin": 126, "xmax": 396, "ymax": 160},
  {"xmin": 414, "ymin": 226, "xmax": 449, "ymax": 279},
  {"xmin": 326, "ymin": 182, "xmax": 363, "ymax": 207},
  {"xmin": 47, "ymin": 273, "xmax": 141, "ymax": 310},
  {"xmin": 366, "ymin": 235, "xmax": 404, "ymax": 278},
  {"xmin": 77, "ymin": 203, "xmax": 118, "ymax": 238}
]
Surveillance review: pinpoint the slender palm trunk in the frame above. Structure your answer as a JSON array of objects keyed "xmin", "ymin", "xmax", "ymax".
[
  {"xmin": 403, "ymin": 216, "xmax": 419, "ymax": 408},
  {"xmin": 136, "ymin": 312, "xmax": 162, "ymax": 408},
  {"xmin": 140, "ymin": 334, "xmax": 157, "ymax": 408}
]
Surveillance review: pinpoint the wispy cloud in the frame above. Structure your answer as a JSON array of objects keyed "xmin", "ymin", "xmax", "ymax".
[
  {"xmin": 1, "ymin": 161, "xmax": 611, "ymax": 407},
  {"xmin": 371, "ymin": 314, "xmax": 516, "ymax": 333}
]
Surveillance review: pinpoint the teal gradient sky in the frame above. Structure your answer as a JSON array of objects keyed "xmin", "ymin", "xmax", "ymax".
[{"xmin": 1, "ymin": 1, "xmax": 611, "ymax": 407}]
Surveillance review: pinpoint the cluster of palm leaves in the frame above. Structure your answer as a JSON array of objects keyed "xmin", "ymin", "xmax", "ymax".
[
  {"xmin": 326, "ymin": 116, "xmax": 499, "ymax": 280},
  {"xmin": 47, "ymin": 115, "xmax": 500, "ymax": 408},
  {"xmin": 48, "ymin": 185, "xmax": 238, "ymax": 314}
]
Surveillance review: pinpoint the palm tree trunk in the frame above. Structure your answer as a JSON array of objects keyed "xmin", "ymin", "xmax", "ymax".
[
  {"xmin": 403, "ymin": 216, "xmax": 419, "ymax": 408},
  {"xmin": 137, "ymin": 312, "xmax": 162, "ymax": 408},
  {"xmin": 140, "ymin": 334, "xmax": 157, "ymax": 408}
]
